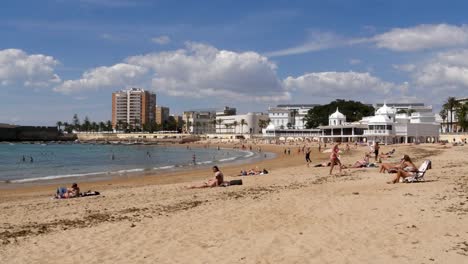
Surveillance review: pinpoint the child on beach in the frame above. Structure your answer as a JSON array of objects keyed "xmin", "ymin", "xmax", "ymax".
[{"xmin": 305, "ymin": 147, "xmax": 312, "ymax": 167}]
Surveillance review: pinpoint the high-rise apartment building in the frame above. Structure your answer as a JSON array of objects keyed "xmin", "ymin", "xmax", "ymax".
[
  {"xmin": 112, "ymin": 88, "xmax": 156, "ymax": 129},
  {"xmin": 155, "ymin": 106, "xmax": 170, "ymax": 125}
]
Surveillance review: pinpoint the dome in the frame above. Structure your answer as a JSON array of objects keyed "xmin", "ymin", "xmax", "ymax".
[
  {"xmin": 266, "ymin": 123, "xmax": 276, "ymax": 130},
  {"xmin": 329, "ymin": 108, "xmax": 346, "ymax": 119},
  {"xmin": 368, "ymin": 115, "xmax": 392, "ymax": 124},
  {"xmin": 376, "ymin": 103, "xmax": 396, "ymax": 115}
]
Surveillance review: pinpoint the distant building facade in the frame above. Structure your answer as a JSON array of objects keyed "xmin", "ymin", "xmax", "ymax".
[
  {"xmin": 183, "ymin": 110, "xmax": 216, "ymax": 134},
  {"xmin": 155, "ymin": 106, "xmax": 170, "ymax": 125},
  {"xmin": 215, "ymin": 112, "xmax": 269, "ymax": 134},
  {"xmin": 112, "ymin": 88, "xmax": 156, "ymax": 129},
  {"xmin": 268, "ymin": 104, "xmax": 319, "ymax": 130}
]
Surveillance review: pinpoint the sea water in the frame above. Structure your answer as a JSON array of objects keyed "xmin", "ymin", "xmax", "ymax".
[{"xmin": 0, "ymin": 143, "xmax": 264, "ymax": 183}]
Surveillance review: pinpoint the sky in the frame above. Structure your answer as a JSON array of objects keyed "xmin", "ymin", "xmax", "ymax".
[{"xmin": 1, "ymin": 0, "xmax": 468, "ymax": 125}]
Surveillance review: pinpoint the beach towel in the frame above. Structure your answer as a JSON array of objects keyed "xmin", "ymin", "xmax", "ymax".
[{"xmin": 81, "ymin": 191, "xmax": 100, "ymax": 197}]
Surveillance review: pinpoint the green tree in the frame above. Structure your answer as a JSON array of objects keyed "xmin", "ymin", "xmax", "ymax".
[
  {"xmin": 443, "ymin": 97, "xmax": 461, "ymax": 133},
  {"xmin": 240, "ymin": 119, "xmax": 247, "ymax": 134},
  {"xmin": 195, "ymin": 121, "xmax": 201, "ymax": 134},
  {"xmin": 83, "ymin": 116, "xmax": 91, "ymax": 132},
  {"xmin": 56, "ymin": 121, "xmax": 63, "ymax": 132},
  {"xmin": 290, "ymin": 109, "xmax": 298, "ymax": 128},
  {"xmin": 106, "ymin": 120, "xmax": 113, "ymax": 131},
  {"xmin": 232, "ymin": 121, "xmax": 238, "ymax": 134},
  {"xmin": 456, "ymin": 102, "xmax": 468, "ymax": 132},
  {"xmin": 216, "ymin": 119, "xmax": 223, "ymax": 133},
  {"xmin": 72, "ymin": 114, "xmax": 80, "ymax": 131},
  {"xmin": 304, "ymin": 99, "xmax": 375, "ymax": 128}
]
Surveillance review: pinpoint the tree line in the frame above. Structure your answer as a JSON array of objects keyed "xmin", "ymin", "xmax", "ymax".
[
  {"xmin": 439, "ymin": 97, "xmax": 468, "ymax": 133},
  {"xmin": 57, "ymin": 114, "xmax": 184, "ymax": 133}
]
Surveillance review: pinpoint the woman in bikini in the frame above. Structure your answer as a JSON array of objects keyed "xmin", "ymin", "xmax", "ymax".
[
  {"xmin": 387, "ymin": 155, "xmax": 418, "ymax": 184},
  {"xmin": 329, "ymin": 142, "xmax": 342, "ymax": 175}
]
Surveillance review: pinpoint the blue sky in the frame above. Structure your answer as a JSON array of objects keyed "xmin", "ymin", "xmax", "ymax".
[{"xmin": 2, "ymin": 0, "xmax": 468, "ymax": 125}]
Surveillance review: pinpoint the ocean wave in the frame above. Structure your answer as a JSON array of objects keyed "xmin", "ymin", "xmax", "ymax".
[
  {"xmin": 155, "ymin": 165, "xmax": 175, "ymax": 170},
  {"xmin": 243, "ymin": 152, "xmax": 254, "ymax": 158},
  {"xmin": 219, "ymin": 157, "xmax": 237, "ymax": 162},
  {"xmin": 116, "ymin": 168, "xmax": 145, "ymax": 174},
  {"xmin": 11, "ymin": 171, "xmax": 108, "ymax": 183},
  {"xmin": 197, "ymin": 161, "xmax": 213, "ymax": 165}
]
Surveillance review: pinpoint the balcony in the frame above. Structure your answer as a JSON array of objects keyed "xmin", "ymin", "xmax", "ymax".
[{"xmin": 364, "ymin": 130, "xmax": 392, "ymax": 136}]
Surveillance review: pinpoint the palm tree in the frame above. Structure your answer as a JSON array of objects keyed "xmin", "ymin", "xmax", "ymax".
[
  {"xmin": 232, "ymin": 121, "xmax": 238, "ymax": 134},
  {"xmin": 216, "ymin": 119, "xmax": 223, "ymax": 133},
  {"xmin": 56, "ymin": 121, "xmax": 63, "ymax": 132},
  {"xmin": 291, "ymin": 109, "xmax": 298, "ymax": 129},
  {"xmin": 195, "ymin": 121, "xmax": 201, "ymax": 134},
  {"xmin": 443, "ymin": 97, "xmax": 461, "ymax": 133},
  {"xmin": 258, "ymin": 119, "xmax": 270, "ymax": 133},
  {"xmin": 224, "ymin": 123, "xmax": 230, "ymax": 133},
  {"xmin": 186, "ymin": 121, "xmax": 192, "ymax": 133},
  {"xmin": 439, "ymin": 109, "xmax": 447, "ymax": 133},
  {"xmin": 240, "ymin": 119, "xmax": 247, "ymax": 134},
  {"xmin": 456, "ymin": 103, "xmax": 468, "ymax": 132},
  {"xmin": 106, "ymin": 120, "xmax": 112, "ymax": 131},
  {"xmin": 99, "ymin": 122, "xmax": 106, "ymax": 132}
]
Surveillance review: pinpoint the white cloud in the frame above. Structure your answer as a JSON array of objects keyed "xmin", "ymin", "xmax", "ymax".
[
  {"xmin": 373, "ymin": 24, "xmax": 468, "ymax": 52},
  {"xmin": 0, "ymin": 49, "xmax": 61, "ymax": 87},
  {"xmin": 151, "ymin": 35, "xmax": 171, "ymax": 45},
  {"xmin": 264, "ymin": 31, "xmax": 344, "ymax": 57},
  {"xmin": 54, "ymin": 63, "xmax": 148, "ymax": 94},
  {"xmin": 56, "ymin": 43, "xmax": 290, "ymax": 102},
  {"xmin": 404, "ymin": 49, "xmax": 468, "ymax": 98},
  {"xmin": 283, "ymin": 71, "xmax": 400, "ymax": 100}
]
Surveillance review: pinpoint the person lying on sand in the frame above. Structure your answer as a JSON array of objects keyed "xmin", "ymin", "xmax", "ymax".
[
  {"xmin": 348, "ymin": 154, "xmax": 370, "ymax": 168},
  {"xmin": 387, "ymin": 155, "xmax": 418, "ymax": 184},
  {"xmin": 55, "ymin": 183, "xmax": 80, "ymax": 199},
  {"xmin": 187, "ymin": 166, "xmax": 224, "ymax": 188}
]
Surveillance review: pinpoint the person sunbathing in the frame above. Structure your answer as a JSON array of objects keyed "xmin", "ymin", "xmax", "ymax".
[
  {"xmin": 387, "ymin": 155, "xmax": 418, "ymax": 184},
  {"xmin": 187, "ymin": 166, "xmax": 224, "ymax": 188},
  {"xmin": 55, "ymin": 183, "xmax": 80, "ymax": 199},
  {"xmin": 349, "ymin": 154, "xmax": 370, "ymax": 168}
]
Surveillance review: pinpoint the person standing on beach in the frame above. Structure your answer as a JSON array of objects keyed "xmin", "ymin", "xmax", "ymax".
[
  {"xmin": 329, "ymin": 142, "xmax": 342, "ymax": 175},
  {"xmin": 192, "ymin": 154, "xmax": 196, "ymax": 165},
  {"xmin": 374, "ymin": 142, "xmax": 380, "ymax": 162},
  {"xmin": 318, "ymin": 143, "xmax": 322, "ymax": 153},
  {"xmin": 305, "ymin": 147, "xmax": 312, "ymax": 167},
  {"xmin": 22, "ymin": 155, "xmax": 26, "ymax": 162},
  {"xmin": 30, "ymin": 156, "xmax": 34, "ymax": 163}
]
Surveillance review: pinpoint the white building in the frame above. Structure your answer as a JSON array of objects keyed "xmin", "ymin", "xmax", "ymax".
[
  {"xmin": 182, "ymin": 110, "xmax": 216, "ymax": 134},
  {"xmin": 215, "ymin": 112, "xmax": 269, "ymax": 134},
  {"xmin": 315, "ymin": 103, "xmax": 440, "ymax": 144},
  {"xmin": 364, "ymin": 103, "xmax": 439, "ymax": 144},
  {"xmin": 268, "ymin": 104, "xmax": 319, "ymax": 130}
]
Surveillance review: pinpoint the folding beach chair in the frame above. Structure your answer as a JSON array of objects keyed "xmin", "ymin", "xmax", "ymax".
[{"xmin": 403, "ymin": 160, "xmax": 431, "ymax": 183}]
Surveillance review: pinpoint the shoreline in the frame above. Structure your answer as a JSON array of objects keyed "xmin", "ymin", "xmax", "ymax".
[
  {"xmin": 1, "ymin": 143, "xmax": 467, "ymax": 263},
  {"xmin": 0, "ymin": 143, "xmax": 322, "ymax": 201}
]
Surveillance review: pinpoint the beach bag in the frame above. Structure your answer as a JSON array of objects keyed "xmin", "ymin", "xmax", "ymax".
[{"xmin": 229, "ymin": 180, "xmax": 243, "ymax": 186}]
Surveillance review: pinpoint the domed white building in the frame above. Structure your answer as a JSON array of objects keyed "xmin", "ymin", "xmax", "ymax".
[
  {"xmin": 317, "ymin": 102, "xmax": 440, "ymax": 144},
  {"xmin": 329, "ymin": 108, "xmax": 346, "ymax": 126},
  {"xmin": 364, "ymin": 103, "xmax": 439, "ymax": 144}
]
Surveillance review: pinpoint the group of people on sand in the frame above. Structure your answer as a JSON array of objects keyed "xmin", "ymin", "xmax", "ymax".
[{"xmin": 239, "ymin": 168, "xmax": 268, "ymax": 176}]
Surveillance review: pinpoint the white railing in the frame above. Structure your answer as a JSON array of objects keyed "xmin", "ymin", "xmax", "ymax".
[{"xmin": 363, "ymin": 130, "xmax": 391, "ymax": 135}]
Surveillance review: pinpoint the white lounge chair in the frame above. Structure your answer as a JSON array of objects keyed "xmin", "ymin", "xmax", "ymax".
[{"xmin": 403, "ymin": 160, "xmax": 431, "ymax": 183}]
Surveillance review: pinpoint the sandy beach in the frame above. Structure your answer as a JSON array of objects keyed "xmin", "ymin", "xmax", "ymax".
[{"xmin": 1, "ymin": 143, "xmax": 467, "ymax": 263}]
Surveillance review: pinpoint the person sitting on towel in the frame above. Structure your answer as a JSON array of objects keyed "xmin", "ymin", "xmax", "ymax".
[{"xmin": 187, "ymin": 166, "xmax": 224, "ymax": 188}]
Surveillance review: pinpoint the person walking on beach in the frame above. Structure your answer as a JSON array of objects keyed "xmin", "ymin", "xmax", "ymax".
[
  {"xmin": 329, "ymin": 142, "xmax": 342, "ymax": 175},
  {"xmin": 305, "ymin": 147, "xmax": 312, "ymax": 167}
]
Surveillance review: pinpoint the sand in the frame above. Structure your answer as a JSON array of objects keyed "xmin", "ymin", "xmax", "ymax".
[{"xmin": 1, "ymin": 143, "xmax": 467, "ymax": 263}]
